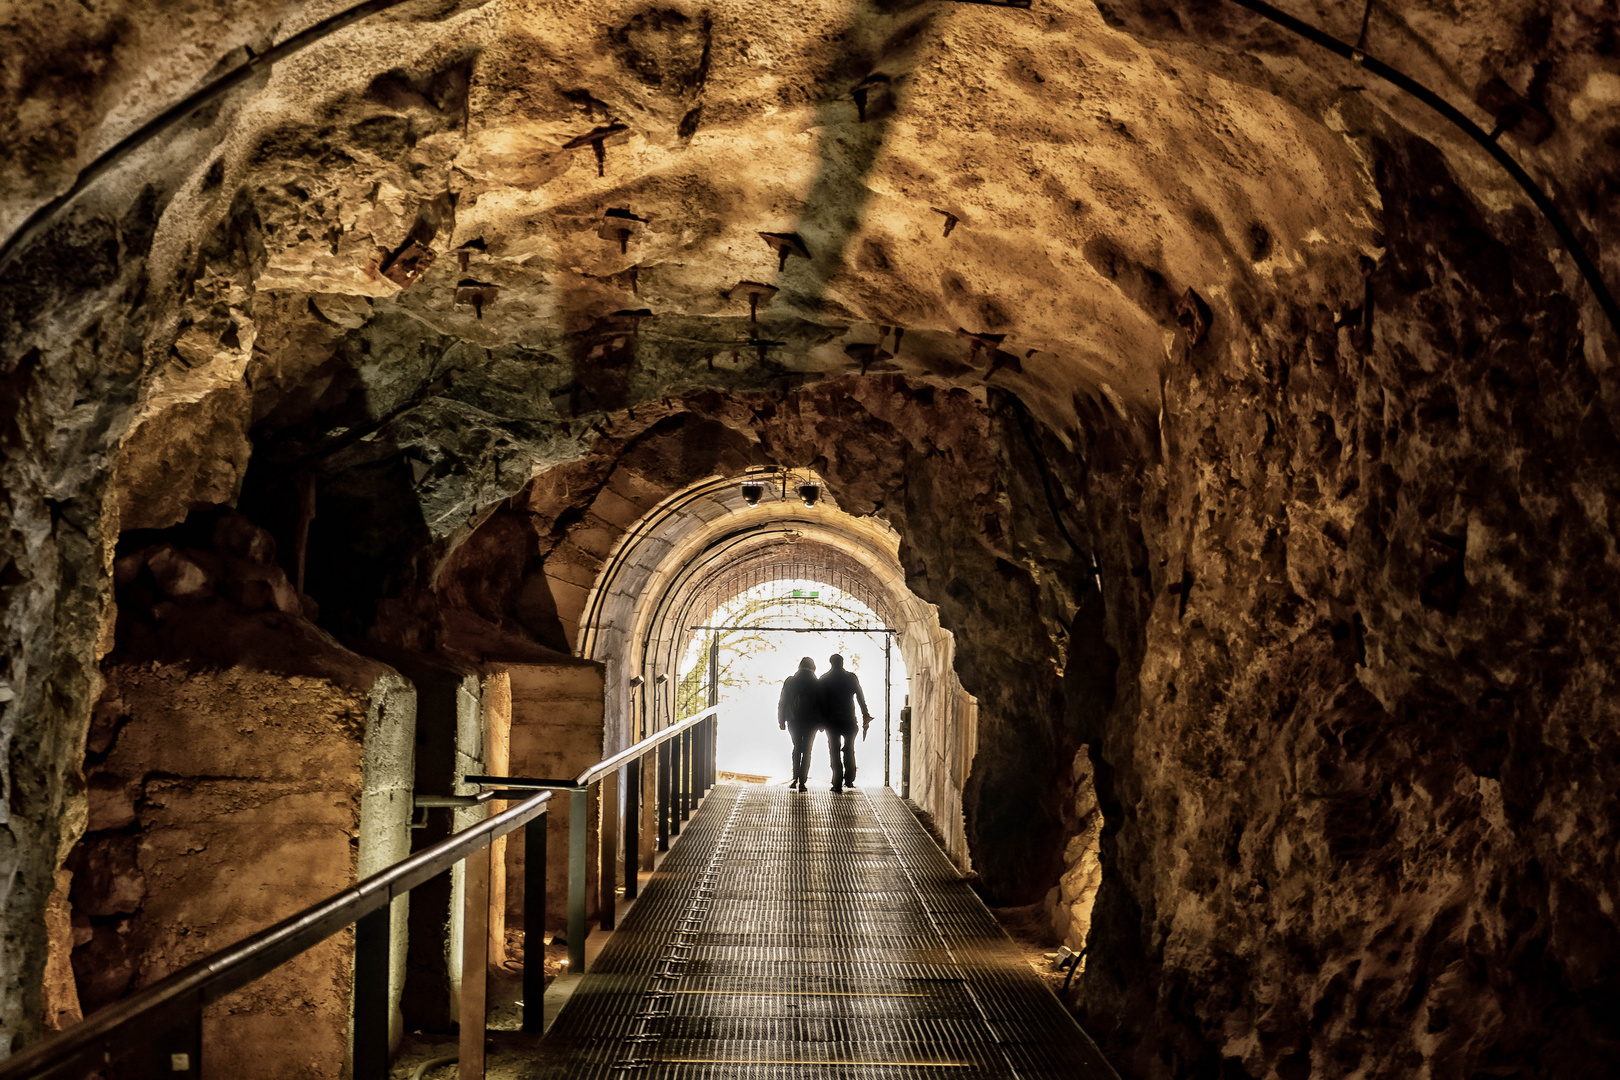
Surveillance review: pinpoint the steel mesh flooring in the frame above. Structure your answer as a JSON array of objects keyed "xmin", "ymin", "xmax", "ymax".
[{"xmin": 529, "ymin": 784, "xmax": 1116, "ymax": 1079}]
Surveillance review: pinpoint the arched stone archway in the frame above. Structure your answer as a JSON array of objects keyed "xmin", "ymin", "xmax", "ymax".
[
  {"xmin": 576, "ymin": 470, "xmax": 981, "ymax": 863},
  {"xmin": 5, "ymin": 0, "xmax": 1619, "ymax": 1071}
]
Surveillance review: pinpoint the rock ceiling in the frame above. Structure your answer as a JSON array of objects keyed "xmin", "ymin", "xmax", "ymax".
[
  {"xmin": 15, "ymin": 0, "xmax": 1394, "ymax": 424},
  {"xmin": 3, "ymin": 0, "xmax": 1620, "ymax": 1073},
  {"xmin": 5, "ymin": 0, "xmax": 1614, "ymax": 541}
]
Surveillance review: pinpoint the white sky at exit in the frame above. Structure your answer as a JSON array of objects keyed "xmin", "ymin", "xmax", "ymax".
[{"xmin": 676, "ymin": 579, "xmax": 909, "ymax": 787}]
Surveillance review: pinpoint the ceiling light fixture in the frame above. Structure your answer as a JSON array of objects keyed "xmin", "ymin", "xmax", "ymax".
[
  {"xmin": 797, "ymin": 483, "xmax": 820, "ymax": 508},
  {"xmin": 741, "ymin": 482, "xmax": 765, "ymax": 506}
]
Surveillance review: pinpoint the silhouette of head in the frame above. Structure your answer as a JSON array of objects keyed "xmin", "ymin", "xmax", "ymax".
[
  {"xmin": 798, "ymin": 656, "xmax": 816, "ymax": 672},
  {"xmin": 828, "ymin": 654, "xmax": 845, "ymax": 670}
]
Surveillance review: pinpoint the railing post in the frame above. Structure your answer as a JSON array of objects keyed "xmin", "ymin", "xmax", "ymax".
[
  {"xmin": 704, "ymin": 715, "xmax": 714, "ymax": 792},
  {"xmin": 699, "ymin": 718, "xmax": 710, "ymax": 793},
  {"xmin": 675, "ymin": 729, "xmax": 686, "ymax": 821},
  {"xmin": 900, "ymin": 698, "xmax": 912, "ymax": 800},
  {"xmin": 683, "ymin": 728, "xmax": 695, "ymax": 817},
  {"xmin": 624, "ymin": 758, "xmax": 641, "ymax": 899},
  {"xmin": 657, "ymin": 739, "xmax": 671, "ymax": 851},
  {"xmin": 884, "ymin": 637, "xmax": 892, "ymax": 788},
  {"xmin": 599, "ymin": 769, "xmax": 619, "ymax": 931},
  {"xmin": 353, "ymin": 903, "xmax": 391, "ymax": 1080},
  {"xmin": 669, "ymin": 732, "xmax": 683, "ymax": 836},
  {"xmin": 684, "ymin": 727, "xmax": 694, "ymax": 816},
  {"xmin": 521, "ymin": 814, "xmax": 546, "ymax": 1033},
  {"xmin": 689, "ymin": 721, "xmax": 701, "ymax": 801},
  {"xmin": 567, "ymin": 786, "xmax": 588, "ymax": 973},
  {"xmin": 709, "ymin": 714, "xmax": 718, "ymax": 791},
  {"xmin": 459, "ymin": 846, "xmax": 491, "ymax": 1080},
  {"xmin": 694, "ymin": 721, "xmax": 704, "ymax": 796},
  {"xmin": 706, "ymin": 636, "xmax": 719, "ymax": 795}
]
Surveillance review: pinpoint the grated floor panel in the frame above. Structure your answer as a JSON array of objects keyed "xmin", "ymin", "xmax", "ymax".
[{"xmin": 527, "ymin": 785, "xmax": 1116, "ymax": 1080}]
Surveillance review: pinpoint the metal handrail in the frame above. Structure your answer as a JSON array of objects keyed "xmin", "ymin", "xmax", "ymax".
[
  {"xmin": 580, "ymin": 704, "xmax": 716, "ymax": 784},
  {"xmin": 465, "ymin": 705, "xmax": 717, "ymax": 793},
  {"xmin": 463, "ymin": 704, "xmax": 722, "ymax": 972},
  {"xmin": 0, "ymin": 789, "xmax": 552, "ymax": 1080},
  {"xmin": 3, "ymin": 700, "xmax": 724, "ymax": 1080}
]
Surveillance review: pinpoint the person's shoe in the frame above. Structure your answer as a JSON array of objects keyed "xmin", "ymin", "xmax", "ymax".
[{"xmin": 830, "ymin": 784, "xmax": 842, "ymax": 793}]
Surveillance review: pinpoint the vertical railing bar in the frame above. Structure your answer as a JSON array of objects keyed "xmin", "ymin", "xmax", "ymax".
[
  {"xmin": 669, "ymin": 731, "xmax": 683, "ymax": 836},
  {"xmin": 567, "ymin": 787, "xmax": 589, "ymax": 973},
  {"xmin": 707, "ymin": 635, "xmax": 719, "ymax": 794},
  {"xmin": 624, "ymin": 758, "xmax": 641, "ymax": 900},
  {"xmin": 458, "ymin": 844, "xmax": 490, "ymax": 1080},
  {"xmin": 901, "ymin": 695, "xmax": 912, "ymax": 800},
  {"xmin": 681, "ymin": 728, "xmax": 693, "ymax": 819},
  {"xmin": 657, "ymin": 738, "xmax": 671, "ymax": 852},
  {"xmin": 884, "ymin": 636, "xmax": 893, "ymax": 788},
  {"xmin": 599, "ymin": 769, "xmax": 619, "ymax": 931},
  {"xmin": 521, "ymin": 812, "xmax": 546, "ymax": 1032},
  {"xmin": 153, "ymin": 1007, "xmax": 203, "ymax": 1080},
  {"xmin": 352, "ymin": 904, "xmax": 391, "ymax": 1080}
]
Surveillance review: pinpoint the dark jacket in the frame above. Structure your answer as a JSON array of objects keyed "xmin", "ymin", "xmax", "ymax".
[
  {"xmin": 817, "ymin": 667, "xmax": 869, "ymax": 730},
  {"xmin": 778, "ymin": 669, "xmax": 822, "ymax": 728}
]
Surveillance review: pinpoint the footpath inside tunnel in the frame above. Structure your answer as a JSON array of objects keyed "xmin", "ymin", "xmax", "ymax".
[
  {"xmin": 8, "ymin": 0, "xmax": 1620, "ymax": 1073},
  {"xmin": 530, "ymin": 782, "xmax": 1113, "ymax": 1080}
]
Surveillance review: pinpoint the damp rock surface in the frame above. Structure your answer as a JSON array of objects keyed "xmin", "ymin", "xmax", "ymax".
[{"xmin": 1, "ymin": 0, "xmax": 1618, "ymax": 1073}]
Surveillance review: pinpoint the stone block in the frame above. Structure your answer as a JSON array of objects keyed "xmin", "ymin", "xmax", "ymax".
[
  {"xmin": 504, "ymin": 661, "xmax": 605, "ymax": 933},
  {"xmin": 70, "ymin": 655, "xmax": 415, "ymax": 1080}
]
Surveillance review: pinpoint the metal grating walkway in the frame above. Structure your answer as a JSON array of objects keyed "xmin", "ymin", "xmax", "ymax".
[{"xmin": 532, "ymin": 784, "xmax": 1117, "ymax": 1079}]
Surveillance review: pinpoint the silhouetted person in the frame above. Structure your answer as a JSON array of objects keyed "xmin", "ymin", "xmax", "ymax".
[
  {"xmin": 818, "ymin": 654, "xmax": 872, "ymax": 792},
  {"xmin": 777, "ymin": 656, "xmax": 822, "ymax": 792}
]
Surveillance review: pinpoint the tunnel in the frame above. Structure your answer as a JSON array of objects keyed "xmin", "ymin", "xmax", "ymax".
[{"xmin": 2, "ymin": 0, "xmax": 1619, "ymax": 1077}]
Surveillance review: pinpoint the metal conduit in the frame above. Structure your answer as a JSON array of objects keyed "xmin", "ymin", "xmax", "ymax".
[
  {"xmin": 1221, "ymin": 0, "xmax": 1620, "ymax": 339},
  {"xmin": 0, "ymin": 0, "xmax": 421, "ymax": 276}
]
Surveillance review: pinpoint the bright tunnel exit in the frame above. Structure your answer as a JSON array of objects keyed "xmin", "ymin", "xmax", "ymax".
[{"xmin": 675, "ymin": 577, "xmax": 908, "ymax": 787}]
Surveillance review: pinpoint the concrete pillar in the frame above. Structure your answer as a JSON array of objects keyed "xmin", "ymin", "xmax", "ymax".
[{"xmin": 363, "ymin": 651, "xmax": 484, "ymax": 1033}]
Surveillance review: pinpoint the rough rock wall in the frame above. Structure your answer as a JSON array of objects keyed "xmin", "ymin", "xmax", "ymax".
[
  {"xmin": 2, "ymin": 0, "xmax": 1619, "ymax": 1071},
  {"xmin": 0, "ymin": 334, "xmax": 131, "ymax": 1053},
  {"xmin": 891, "ymin": 586, "xmax": 979, "ymax": 865},
  {"xmin": 82, "ymin": 664, "xmax": 369, "ymax": 1080},
  {"xmin": 1069, "ymin": 130, "xmax": 1620, "ymax": 1079},
  {"xmin": 62, "ymin": 513, "xmax": 418, "ymax": 1074}
]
